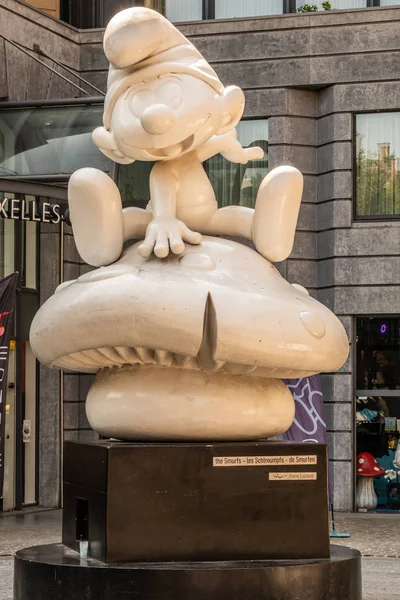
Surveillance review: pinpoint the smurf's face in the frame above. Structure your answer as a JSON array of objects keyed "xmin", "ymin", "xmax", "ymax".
[{"xmin": 107, "ymin": 73, "xmax": 243, "ymax": 161}]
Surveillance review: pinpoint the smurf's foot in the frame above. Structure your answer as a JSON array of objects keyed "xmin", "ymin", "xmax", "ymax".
[
  {"xmin": 68, "ymin": 168, "xmax": 124, "ymax": 267},
  {"xmin": 252, "ymin": 166, "xmax": 303, "ymax": 263}
]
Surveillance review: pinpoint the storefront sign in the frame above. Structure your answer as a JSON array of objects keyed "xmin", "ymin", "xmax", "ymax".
[
  {"xmin": 0, "ymin": 273, "xmax": 18, "ymax": 506},
  {"xmin": 0, "ymin": 196, "xmax": 66, "ymax": 224}
]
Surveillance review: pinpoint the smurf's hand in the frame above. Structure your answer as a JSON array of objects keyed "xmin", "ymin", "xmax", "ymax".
[{"xmin": 138, "ymin": 217, "xmax": 202, "ymax": 259}]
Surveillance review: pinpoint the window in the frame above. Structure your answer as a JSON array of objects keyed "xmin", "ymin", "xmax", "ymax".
[
  {"xmin": 356, "ymin": 317, "xmax": 400, "ymax": 391},
  {"xmin": 165, "ymin": 0, "xmax": 203, "ymax": 22},
  {"xmin": 215, "ymin": 0, "xmax": 283, "ymax": 19},
  {"xmin": 355, "ymin": 317, "xmax": 400, "ymax": 511},
  {"xmin": 118, "ymin": 119, "xmax": 268, "ymax": 211},
  {"xmin": 355, "ymin": 113, "xmax": 400, "ymax": 219},
  {"xmin": 0, "ymin": 104, "xmax": 110, "ymax": 178},
  {"xmin": 296, "ymin": 0, "xmax": 367, "ymax": 7}
]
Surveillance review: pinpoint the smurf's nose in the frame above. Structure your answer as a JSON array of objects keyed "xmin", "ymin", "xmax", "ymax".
[{"xmin": 141, "ymin": 104, "xmax": 175, "ymax": 135}]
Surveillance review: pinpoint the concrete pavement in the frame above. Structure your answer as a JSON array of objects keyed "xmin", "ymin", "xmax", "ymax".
[{"xmin": 1, "ymin": 509, "xmax": 400, "ymax": 599}]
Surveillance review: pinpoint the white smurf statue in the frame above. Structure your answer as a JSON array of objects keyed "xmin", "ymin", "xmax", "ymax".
[
  {"xmin": 69, "ymin": 7, "xmax": 302, "ymax": 265},
  {"xmin": 30, "ymin": 7, "xmax": 349, "ymax": 442}
]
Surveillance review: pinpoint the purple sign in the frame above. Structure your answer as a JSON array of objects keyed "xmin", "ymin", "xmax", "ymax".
[
  {"xmin": 282, "ymin": 375, "xmax": 327, "ymax": 444},
  {"xmin": 283, "ymin": 375, "xmax": 332, "ymax": 502}
]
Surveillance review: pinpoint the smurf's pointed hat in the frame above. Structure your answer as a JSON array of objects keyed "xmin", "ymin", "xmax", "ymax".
[{"xmin": 103, "ymin": 7, "xmax": 224, "ymax": 130}]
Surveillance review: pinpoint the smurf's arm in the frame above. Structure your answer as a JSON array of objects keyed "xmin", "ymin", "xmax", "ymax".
[
  {"xmin": 138, "ymin": 162, "xmax": 202, "ymax": 258},
  {"xmin": 197, "ymin": 129, "xmax": 264, "ymax": 163}
]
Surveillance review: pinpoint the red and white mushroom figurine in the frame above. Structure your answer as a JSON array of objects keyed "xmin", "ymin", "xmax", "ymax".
[{"xmin": 356, "ymin": 452, "xmax": 385, "ymax": 511}]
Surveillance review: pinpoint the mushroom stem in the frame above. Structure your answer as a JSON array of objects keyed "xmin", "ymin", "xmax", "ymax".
[
  {"xmin": 356, "ymin": 476, "xmax": 378, "ymax": 511},
  {"xmin": 85, "ymin": 364, "xmax": 295, "ymax": 441}
]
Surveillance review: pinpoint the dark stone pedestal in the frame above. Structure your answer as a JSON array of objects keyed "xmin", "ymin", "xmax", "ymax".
[
  {"xmin": 14, "ymin": 543, "xmax": 362, "ymax": 600},
  {"xmin": 63, "ymin": 440, "xmax": 330, "ymax": 563}
]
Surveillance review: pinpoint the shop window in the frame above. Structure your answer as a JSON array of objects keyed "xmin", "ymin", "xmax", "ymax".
[
  {"xmin": 356, "ymin": 317, "xmax": 400, "ymax": 511},
  {"xmin": 0, "ymin": 104, "xmax": 110, "ymax": 178},
  {"xmin": 118, "ymin": 119, "xmax": 268, "ymax": 210},
  {"xmin": 355, "ymin": 112, "xmax": 400, "ymax": 219},
  {"xmin": 215, "ymin": 0, "xmax": 283, "ymax": 18},
  {"xmin": 380, "ymin": 0, "xmax": 400, "ymax": 5}
]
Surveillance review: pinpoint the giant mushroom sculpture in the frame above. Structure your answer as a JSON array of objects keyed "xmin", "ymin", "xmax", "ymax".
[{"xmin": 30, "ymin": 237, "xmax": 349, "ymax": 441}]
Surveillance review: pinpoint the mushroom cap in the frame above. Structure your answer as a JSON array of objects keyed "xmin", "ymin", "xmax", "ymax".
[
  {"xmin": 30, "ymin": 237, "xmax": 349, "ymax": 376},
  {"xmin": 356, "ymin": 452, "xmax": 385, "ymax": 477}
]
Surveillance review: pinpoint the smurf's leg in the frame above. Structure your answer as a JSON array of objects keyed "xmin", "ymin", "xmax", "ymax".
[
  {"xmin": 122, "ymin": 207, "xmax": 152, "ymax": 241},
  {"xmin": 202, "ymin": 205, "xmax": 253, "ymax": 240},
  {"xmin": 68, "ymin": 168, "xmax": 124, "ymax": 267},
  {"xmin": 252, "ymin": 166, "xmax": 303, "ymax": 262}
]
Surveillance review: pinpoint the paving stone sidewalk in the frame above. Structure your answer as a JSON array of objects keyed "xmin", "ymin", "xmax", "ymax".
[{"xmin": 1, "ymin": 509, "xmax": 400, "ymax": 599}]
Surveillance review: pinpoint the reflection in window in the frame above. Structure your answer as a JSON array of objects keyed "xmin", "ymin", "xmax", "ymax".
[
  {"xmin": 215, "ymin": 0, "xmax": 283, "ymax": 18},
  {"xmin": 0, "ymin": 105, "xmax": 111, "ymax": 177},
  {"xmin": 205, "ymin": 120, "xmax": 268, "ymax": 208},
  {"xmin": 0, "ymin": 210, "xmax": 15, "ymax": 279},
  {"xmin": 356, "ymin": 317, "xmax": 400, "ymax": 391},
  {"xmin": 356, "ymin": 113, "xmax": 400, "ymax": 218},
  {"xmin": 119, "ymin": 161, "xmax": 154, "ymax": 208},
  {"xmin": 296, "ymin": 0, "xmax": 366, "ymax": 7},
  {"xmin": 165, "ymin": 0, "xmax": 202, "ymax": 22},
  {"xmin": 380, "ymin": 0, "xmax": 400, "ymax": 5}
]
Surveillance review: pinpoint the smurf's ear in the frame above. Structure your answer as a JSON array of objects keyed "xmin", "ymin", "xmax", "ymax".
[
  {"xmin": 217, "ymin": 86, "xmax": 245, "ymax": 135},
  {"xmin": 92, "ymin": 126, "xmax": 135, "ymax": 165}
]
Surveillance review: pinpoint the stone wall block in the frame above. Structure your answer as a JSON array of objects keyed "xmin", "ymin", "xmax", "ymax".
[
  {"xmin": 39, "ymin": 366, "xmax": 60, "ymax": 507},
  {"xmin": 317, "ymin": 171, "xmax": 352, "ymax": 203},
  {"xmin": 330, "ymin": 461, "xmax": 353, "ymax": 511},
  {"xmin": 291, "ymin": 231, "xmax": 316, "ymax": 260},
  {"xmin": 321, "ymin": 373, "xmax": 352, "ymax": 404},
  {"xmin": 311, "ymin": 21, "xmax": 400, "ymax": 56},
  {"xmin": 286, "ymin": 259, "xmax": 317, "ymax": 289},
  {"xmin": 317, "ymin": 142, "xmax": 352, "ymax": 175},
  {"xmin": 332, "ymin": 286, "xmax": 400, "ymax": 315},
  {"xmin": 193, "ymin": 29, "xmax": 310, "ymax": 63},
  {"xmin": 214, "ymin": 57, "xmax": 311, "ymax": 90},
  {"xmin": 311, "ymin": 52, "xmax": 400, "ymax": 87},
  {"xmin": 317, "ymin": 113, "xmax": 352, "ymax": 145},
  {"xmin": 318, "ymin": 82, "xmax": 400, "ymax": 116},
  {"xmin": 327, "ymin": 432, "xmax": 352, "ymax": 461},
  {"xmin": 317, "ymin": 200, "xmax": 352, "ymax": 231},
  {"xmin": 324, "ymin": 403, "xmax": 352, "ymax": 432},
  {"xmin": 268, "ymin": 116, "xmax": 316, "ymax": 146},
  {"xmin": 297, "ymin": 202, "xmax": 316, "ymax": 232},
  {"xmin": 302, "ymin": 175, "xmax": 316, "ymax": 204},
  {"xmin": 244, "ymin": 89, "xmax": 288, "ymax": 118},
  {"xmin": 0, "ymin": 38, "xmax": 7, "ymax": 99},
  {"xmin": 268, "ymin": 145, "xmax": 316, "ymax": 175}
]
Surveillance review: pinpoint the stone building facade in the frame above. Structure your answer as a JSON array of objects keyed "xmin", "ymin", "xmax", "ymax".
[{"xmin": 1, "ymin": 0, "xmax": 400, "ymax": 511}]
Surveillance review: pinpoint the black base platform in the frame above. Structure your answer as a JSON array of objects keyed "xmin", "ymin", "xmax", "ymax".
[
  {"xmin": 14, "ymin": 543, "xmax": 362, "ymax": 600},
  {"xmin": 63, "ymin": 440, "xmax": 330, "ymax": 562}
]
